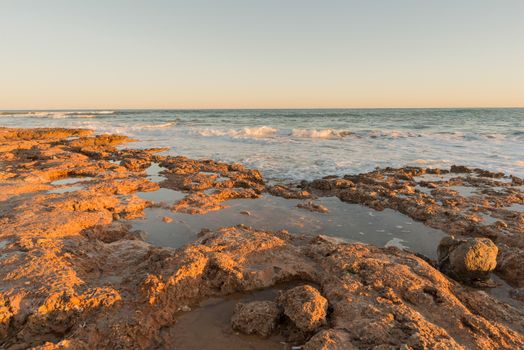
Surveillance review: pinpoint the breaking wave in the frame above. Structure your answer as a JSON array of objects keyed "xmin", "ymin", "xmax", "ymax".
[
  {"xmin": 192, "ymin": 126, "xmax": 353, "ymax": 140},
  {"xmin": 193, "ymin": 126, "xmax": 278, "ymax": 138},
  {"xmin": 0, "ymin": 111, "xmax": 116, "ymax": 118},
  {"xmin": 290, "ymin": 128, "xmax": 353, "ymax": 139}
]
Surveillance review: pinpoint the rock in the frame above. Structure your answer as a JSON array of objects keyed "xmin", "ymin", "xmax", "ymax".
[
  {"xmin": 162, "ymin": 216, "xmax": 173, "ymax": 223},
  {"xmin": 297, "ymin": 201, "xmax": 329, "ymax": 213},
  {"xmin": 278, "ymin": 285, "xmax": 328, "ymax": 333},
  {"xmin": 303, "ymin": 329, "xmax": 355, "ymax": 350},
  {"xmin": 2, "ymin": 128, "xmax": 524, "ymax": 350},
  {"xmin": 231, "ymin": 301, "xmax": 281, "ymax": 338},
  {"xmin": 268, "ymin": 185, "xmax": 311, "ymax": 199},
  {"xmin": 275, "ymin": 166, "xmax": 524, "ymax": 287},
  {"xmin": 240, "ymin": 210, "xmax": 251, "ymax": 216},
  {"xmin": 450, "ymin": 165, "xmax": 473, "ymax": 173},
  {"xmin": 438, "ymin": 236, "xmax": 498, "ymax": 282}
]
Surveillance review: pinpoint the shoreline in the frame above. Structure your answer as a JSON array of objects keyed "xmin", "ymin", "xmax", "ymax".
[{"xmin": 0, "ymin": 127, "xmax": 523, "ymax": 349}]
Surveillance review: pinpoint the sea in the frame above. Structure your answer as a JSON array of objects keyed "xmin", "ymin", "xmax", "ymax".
[{"xmin": 1, "ymin": 108, "xmax": 523, "ymax": 180}]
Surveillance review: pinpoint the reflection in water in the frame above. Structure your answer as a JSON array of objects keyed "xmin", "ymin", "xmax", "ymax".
[
  {"xmin": 145, "ymin": 163, "xmax": 166, "ymax": 183},
  {"xmin": 48, "ymin": 177, "xmax": 92, "ymax": 194},
  {"xmin": 506, "ymin": 203, "xmax": 524, "ymax": 213},
  {"xmin": 130, "ymin": 194, "xmax": 446, "ymax": 259},
  {"xmin": 136, "ymin": 188, "xmax": 186, "ymax": 203},
  {"xmin": 48, "ymin": 185, "xmax": 84, "ymax": 194},
  {"xmin": 50, "ymin": 177, "xmax": 92, "ymax": 186},
  {"xmin": 448, "ymin": 186, "xmax": 478, "ymax": 197}
]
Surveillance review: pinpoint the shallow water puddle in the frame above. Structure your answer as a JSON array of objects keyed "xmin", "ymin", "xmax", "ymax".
[
  {"xmin": 48, "ymin": 177, "xmax": 92, "ymax": 194},
  {"xmin": 136, "ymin": 187, "xmax": 186, "ymax": 203},
  {"xmin": 171, "ymin": 288, "xmax": 291, "ymax": 350},
  {"xmin": 385, "ymin": 237, "xmax": 409, "ymax": 250},
  {"xmin": 448, "ymin": 186, "xmax": 478, "ymax": 197},
  {"xmin": 50, "ymin": 177, "xmax": 92, "ymax": 186},
  {"xmin": 0, "ymin": 240, "xmax": 9, "ymax": 250},
  {"xmin": 485, "ymin": 274, "xmax": 523, "ymax": 309},
  {"xmin": 506, "ymin": 203, "xmax": 524, "ymax": 212},
  {"xmin": 48, "ymin": 185, "xmax": 85, "ymax": 194},
  {"xmin": 131, "ymin": 195, "xmax": 446, "ymax": 259},
  {"xmin": 145, "ymin": 163, "xmax": 166, "ymax": 183},
  {"xmin": 415, "ymin": 185, "xmax": 433, "ymax": 195},
  {"xmin": 413, "ymin": 173, "xmax": 460, "ymax": 182},
  {"xmin": 478, "ymin": 212, "xmax": 499, "ymax": 225}
]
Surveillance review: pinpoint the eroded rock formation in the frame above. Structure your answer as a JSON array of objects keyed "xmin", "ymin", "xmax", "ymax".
[{"xmin": 0, "ymin": 127, "xmax": 523, "ymax": 349}]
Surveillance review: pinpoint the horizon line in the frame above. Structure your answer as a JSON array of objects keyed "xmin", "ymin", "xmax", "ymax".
[{"xmin": 1, "ymin": 106, "xmax": 524, "ymax": 111}]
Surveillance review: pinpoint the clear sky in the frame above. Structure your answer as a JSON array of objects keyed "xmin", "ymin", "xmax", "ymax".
[{"xmin": 0, "ymin": 0, "xmax": 523, "ymax": 109}]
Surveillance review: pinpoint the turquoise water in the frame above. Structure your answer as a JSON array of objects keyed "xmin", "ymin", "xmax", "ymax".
[{"xmin": 1, "ymin": 108, "xmax": 523, "ymax": 179}]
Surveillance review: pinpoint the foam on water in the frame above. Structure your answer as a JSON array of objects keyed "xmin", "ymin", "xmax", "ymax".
[
  {"xmin": 0, "ymin": 110, "xmax": 115, "ymax": 118},
  {"xmin": 290, "ymin": 128, "xmax": 353, "ymax": 139},
  {"xmin": 1, "ymin": 108, "xmax": 523, "ymax": 180},
  {"xmin": 192, "ymin": 125, "xmax": 278, "ymax": 138}
]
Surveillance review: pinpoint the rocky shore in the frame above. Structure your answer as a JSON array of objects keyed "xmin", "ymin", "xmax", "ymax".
[{"xmin": 0, "ymin": 127, "xmax": 523, "ymax": 349}]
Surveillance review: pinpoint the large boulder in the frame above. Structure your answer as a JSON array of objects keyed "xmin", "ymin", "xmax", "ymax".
[
  {"xmin": 437, "ymin": 236, "xmax": 498, "ymax": 282},
  {"xmin": 277, "ymin": 285, "xmax": 328, "ymax": 333},
  {"xmin": 230, "ymin": 301, "xmax": 281, "ymax": 338}
]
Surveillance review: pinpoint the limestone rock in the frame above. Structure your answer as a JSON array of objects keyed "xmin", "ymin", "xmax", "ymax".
[
  {"xmin": 278, "ymin": 285, "xmax": 328, "ymax": 333},
  {"xmin": 304, "ymin": 329, "xmax": 355, "ymax": 350},
  {"xmin": 438, "ymin": 236, "xmax": 498, "ymax": 282},
  {"xmin": 231, "ymin": 301, "xmax": 281, "ymax": 337}
]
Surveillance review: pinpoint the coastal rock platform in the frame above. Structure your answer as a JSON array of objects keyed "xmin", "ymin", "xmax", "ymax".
[{"xmin": 0, "ymin": 127, "xmax": 523, "ymax": 349}]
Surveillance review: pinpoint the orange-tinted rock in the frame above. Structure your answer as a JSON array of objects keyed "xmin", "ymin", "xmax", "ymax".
[
  {"xmin": 304, "ymin": 329, "xmax": 355, "ymax": 350},
  {"xmin": 287, "ymin": 166, "xmax": 524, "ymax": 287},
  {"xmin": 1, "ymin": 128, "xmax": 523, "ymax": 350},
  {"xmin": 438, "ymin": 236, "xmax": 498, "ymax": 283},
  {"xmin": 278, "ymin": 285, "xmax": 328, "ymax": 333}
]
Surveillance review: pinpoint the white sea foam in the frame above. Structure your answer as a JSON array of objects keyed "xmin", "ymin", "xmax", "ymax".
[
  {"xmin": 193, "ymin": 126, "xmax": 278, "ymax": 138},
  {"xmin": 367, "ymin": 130, "xmax": 419, "ymax": 139},
  {"xmin": 138, "ymin": 121, "xmax": 177, "ymax": 129},
  {"xmin": 1, "ymin": 109, "xmax": 522, "ymax": 180},
  {"xmin": 193, "ymin": 127, "xmax": 353, "ymax": 140},
  {"xmin": 0, "ymin": 111, "xmax": 115, "ymax": 118},
  {"xmin": 290, "ymin": 128, "xmax": 352, "ymax": 139}
]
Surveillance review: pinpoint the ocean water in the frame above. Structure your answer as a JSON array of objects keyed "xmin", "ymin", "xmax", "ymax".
[{"xmin": 1, "ymin": 109, "xmax": 523, "ymax": 180}]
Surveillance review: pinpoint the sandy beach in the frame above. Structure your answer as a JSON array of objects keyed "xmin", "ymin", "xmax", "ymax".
[{"xmin": 0, "ymin": 127, "xmax": 523, "ymax": 349}]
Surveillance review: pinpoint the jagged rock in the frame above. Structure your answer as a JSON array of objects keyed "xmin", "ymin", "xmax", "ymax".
[
  {"xmin": 278, "ymin": 285, "xmax": 328, "ymax": 333},
  {"xmin": 1, "ymin": 128, "xmax": 523, "ymax": 350},
  {"xmin": 268, "ymin": 185, "xmax": 311, "ymax": 199},
  {"xmin": 303, "ymin": 329, "xmax": 355, "ymax": 350},
  {"xmin": 438, "ymin": 236, "xmax": 498, "ymax": 282},
  {"xmin": 231, "ymin": 301, "xmax": 281, "ymax": 337},
  {"xmin": 281, "ymin": 165, "xmax": 524, "ymax": 287}
]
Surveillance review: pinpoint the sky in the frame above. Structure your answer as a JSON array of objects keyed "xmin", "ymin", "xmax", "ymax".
[{"xmin": 0, "ymin": 0, "xmax": 523, "ymax": 109}]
